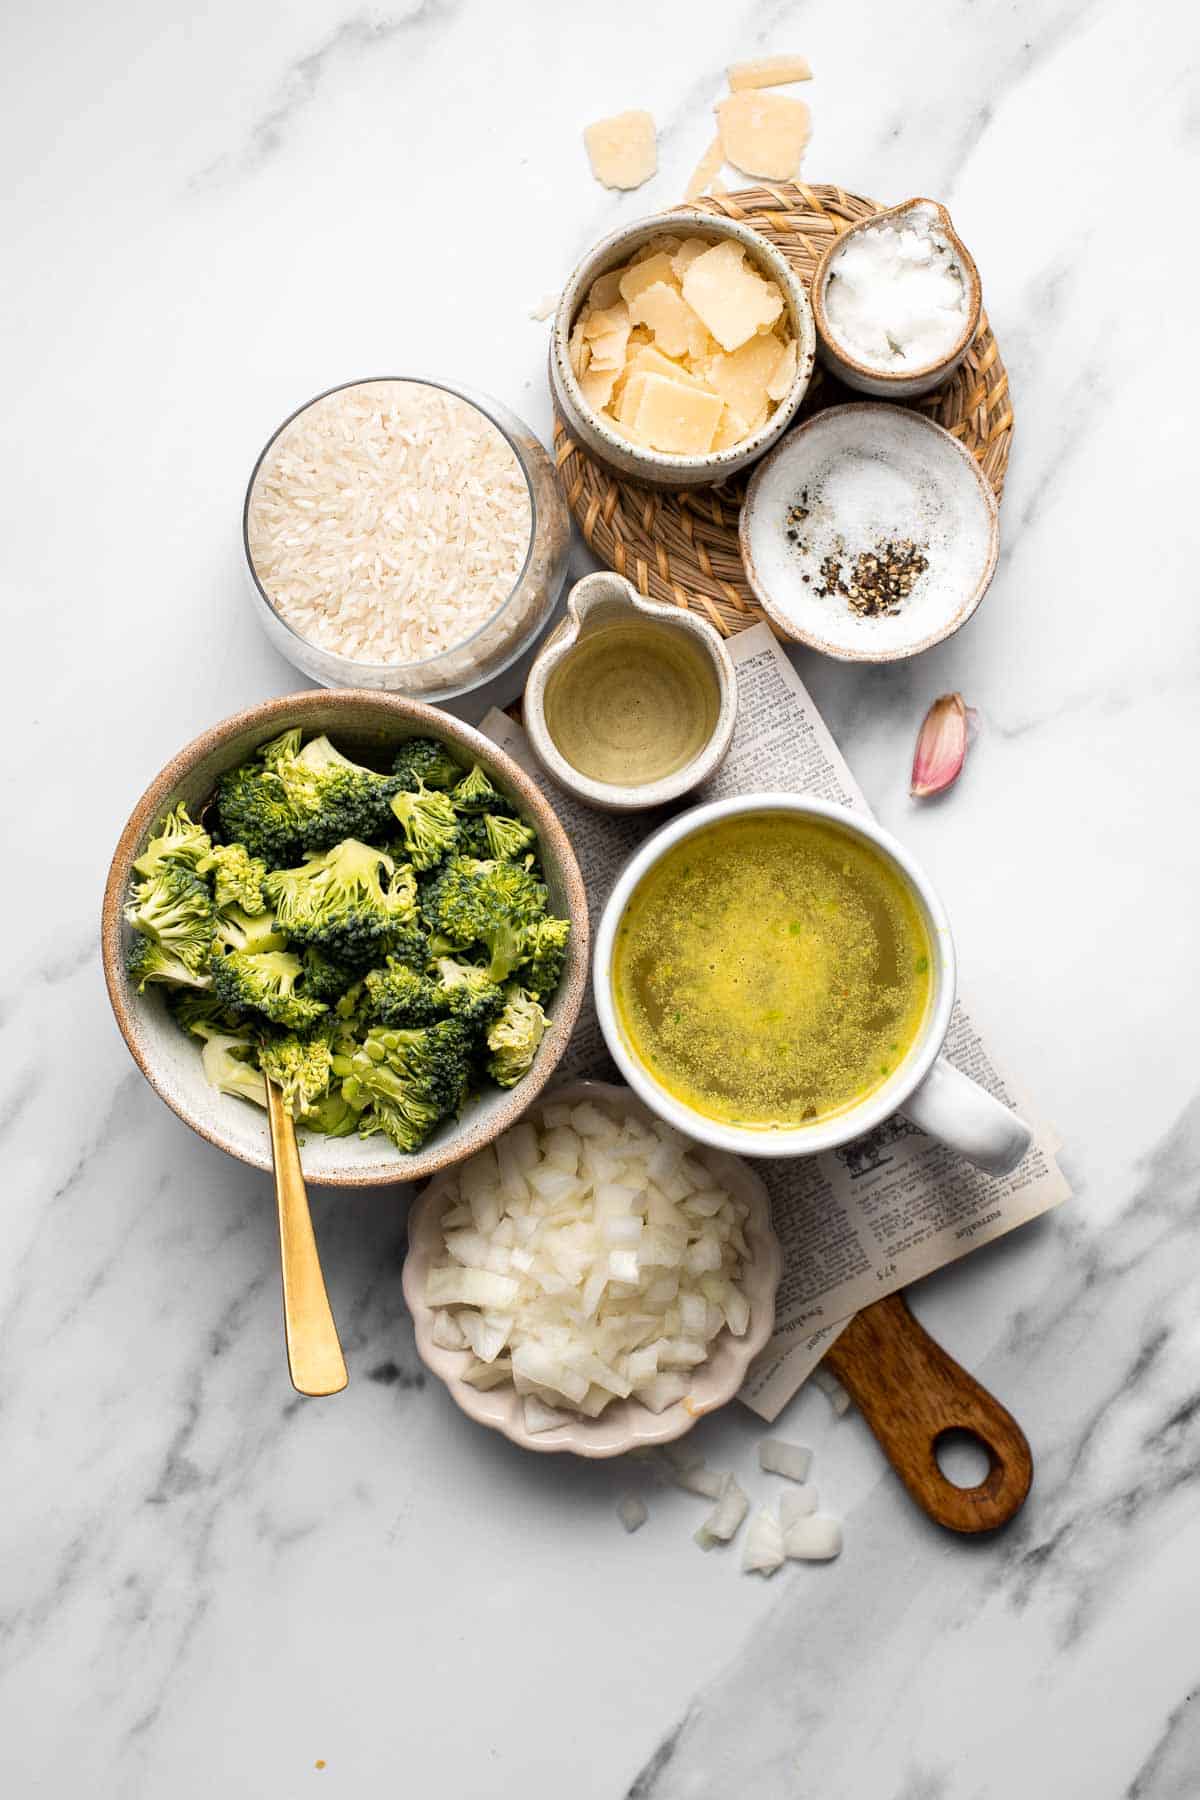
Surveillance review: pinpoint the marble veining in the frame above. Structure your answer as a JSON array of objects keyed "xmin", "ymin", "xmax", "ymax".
[{"xmin": 4, "ymin": 0, "xmax": 1200, "ymax": 1793}]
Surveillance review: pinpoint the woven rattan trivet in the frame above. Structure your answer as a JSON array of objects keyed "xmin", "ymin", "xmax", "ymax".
[{"xmin": 552, "ymin": 182, "xmax": 1014, "ymax": 638}]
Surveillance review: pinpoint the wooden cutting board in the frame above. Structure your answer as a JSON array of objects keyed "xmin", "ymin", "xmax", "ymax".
[{"xmin": 825, "ymin": 1293, "xmax": 1032, "ymax": 1534}]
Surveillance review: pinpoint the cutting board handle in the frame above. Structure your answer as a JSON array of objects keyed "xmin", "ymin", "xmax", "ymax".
[{"xmin": 825, "ymin": 1292, "xmax": 1032, "ymax": 1534}]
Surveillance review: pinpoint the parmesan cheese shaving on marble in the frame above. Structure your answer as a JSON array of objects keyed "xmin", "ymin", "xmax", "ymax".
[
  {"xmin": 716, "ymin": 89, "xmax": 811, "ymax": 181},
  {"xmin": 727, "ymin": 54, "xmax": 812, "ymax": 89},
  {"xmin": 684, "ymin": 135, "xmax": 725, "ymax": 201},
  {"xmin": 584, "ymin": 110, "xmax": 657, "ymax": 189}
]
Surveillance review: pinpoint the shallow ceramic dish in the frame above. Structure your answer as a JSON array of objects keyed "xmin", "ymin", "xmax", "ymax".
[
  {"xmin": 523, "ymin": 571, "xmax": 737, "ymax": 812},
  {"xmin": 811, "ymin": 198, "xmax": 982, "ymax": 400},
  {"xmin": 402, "ymin": 1081, "xmax": 783, "ymax": 1457},
  {"xmin": 740, "ymin": 404, "xmax": 1000, "ymax": 663},
  {"xmin": 101, "ymin": 692, "xmax": 588, "ymax": 1187},
  {"xmin": 243, "ymin": 377, "xmax": 571, "ymax": 701},
  {"xmin": 551, "ymin": 209, "xmax": 815, "ymax": 489}
]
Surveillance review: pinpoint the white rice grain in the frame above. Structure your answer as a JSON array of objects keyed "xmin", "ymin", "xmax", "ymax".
[{"xmin": 247, "ymin": 380, "xmax": 532, "ymax": 667}]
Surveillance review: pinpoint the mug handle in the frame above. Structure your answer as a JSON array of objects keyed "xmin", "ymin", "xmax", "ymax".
[{"xmin": 902, "ymin": 1057, "xmax": 1032, "ymax": 1177}]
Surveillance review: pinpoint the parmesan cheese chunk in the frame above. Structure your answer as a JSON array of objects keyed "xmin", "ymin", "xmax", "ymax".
[
  {"xmin": 618, "ymin": 253, "xmax": 677, "ymax": 305},
  {"xmin": 712, "ymin": 404, "xmax": 751, "ymax": 451},
  {"xmin": 682, "ymin": 240, "xmax": 784, "ymax": 352},
  {"xmin": 671, "ymin": 237, "xmax": 713, "ymax": 283},
  {"xmin": 584, "ymin": 110, "xmax": 658, "ymax": 190},
  {"xmin": 631, "ymin": 374, "xmax": 723, "ymax": 455},
  {"xmin": 766, "ymin": 337, "xmax": 798, "ymax": 400},
  {"xmin": 578, "ymin": 363, "xmax": 620, "ymax": 412},
  {"xmin": 629, "ymin": 343, "xmax": 706, "ymax": 388},
  {"xmin": 706, "ymin": 332, "xmax": 787, "ymax": 423},
  {"xmin": 727, "ymin": 54, "xmax": 813, "ymax": 90},
  {"xmin": 684, "ymin": 135, "xmax": 724, "ymax": 202},
  {"xmin": 716, "ymin": 90, "xmax": 811, "ymax": 181},
  {"xmin": 628, "ymin": 281, "xmax": 709, "ymax": 360}
]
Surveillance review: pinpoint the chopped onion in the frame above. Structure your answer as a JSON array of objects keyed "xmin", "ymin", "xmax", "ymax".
[
  {"xmin": 812, "ymin": 1367, "xmax": 853, "ymax": 1416},
  {"xmin": 741, "ymin": 1508, "xmax": 785, "ymax": 1575},
  {"xmin": 783, "ymin": 1514, "xmax": 843, "ymax": 1562},
  {"xmin": 523, "ymin": 1394, "xmax": 570, "ymax": 1433},
  {"xmin": 426, "ymin": 1267, "xmax": 518, "ymax": 1310},
  {"xmin": 695, "ymin": 1477, "xmax": 750, "ymax": 1548},
  {"xmin": 431, "ymin": 1309, "xmax": 467, "ymax": 1351},
  {"xmin": 617, "ymin": 1495, "xmax": 649, "ymax": 1533},
  {"xmin": 425, "ymin": 1099, "xmax": 750, "ymax": 1421},
  {"xmin": 758, "ymin": 1438, "xmax": 813, "ymax": 1483},
  {"xmin": 779, "ymin": 1485, "xmax": 819, "ymax": 1528}
]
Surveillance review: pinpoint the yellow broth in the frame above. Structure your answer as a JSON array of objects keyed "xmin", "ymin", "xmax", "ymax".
[{"xmin": 612, "ymin": 814, "xmax": 933, "ymax": 1130}]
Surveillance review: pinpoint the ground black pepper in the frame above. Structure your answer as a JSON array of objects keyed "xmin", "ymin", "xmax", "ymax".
[{"xmin": 813, "ymin": 538, "xmax": 929, "ymax": 615}]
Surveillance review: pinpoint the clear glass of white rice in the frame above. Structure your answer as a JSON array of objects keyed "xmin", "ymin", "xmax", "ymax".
[{"xmin": 243, "ymin": 378, "xmax": 571, "ymax": 700}]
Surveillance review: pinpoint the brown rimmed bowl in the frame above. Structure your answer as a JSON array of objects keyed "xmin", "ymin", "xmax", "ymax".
[
  {"xmin": 811, "ymin": 198, "xmax": 982, "ymax": 401},
  {"xmin": 402, "ymin": 1081, "xmax": 783, "ymax": 1456},
  {"xmin": 101, "ymin": 692, "xmax": 589, "ymax": 1187},
  {"xmin": 739, "ymin": 404, "xmax": 1000, "ymax": 663}
]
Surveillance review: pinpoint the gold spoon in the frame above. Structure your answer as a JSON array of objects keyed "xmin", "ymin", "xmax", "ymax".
[{"xmin": 265, "ymin": 1079, "xmax": 348, "ymax": 1396}]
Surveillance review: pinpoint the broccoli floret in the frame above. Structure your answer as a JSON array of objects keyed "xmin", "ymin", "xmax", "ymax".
[
  {"xmin": 298, "ymin": 945, "xmax": 359, "ymax": 1005},
  {"xmin": 388, "ymin": 782, "xmax": 460, "ymax": 872},
  {"xmin": 212, "ymin": 905, "xmax": 286, "ymax": 956},
  {"xmin": 391, "ymin": 737, "xmax": 463, "ymax": 791},
  {"xmin": 258, "ymin": 1030, "xmax": 334, "ymax": 1118},
  {"xmin": 482, "ymin": 813, "xmax": 537, "ymax": 862},
  {"xmin": 521, "ymin": 915, "xmax": 571, "ymax": 1000},
  {"xmin": 169, "ymin": 987, "xmax": 243, "ymax": 1035},
  {"xmin": 263, "ymin": 838, "xmax": 418, "ymax": 967},
  {"xmin": 486, "ymin": 986, "xmax": 549, "ymax": 1088},
  {"xmin": 215, "ymin": 742, "xmax": 305, "ymax": 868},
  {"xmin": 127, "ymin": 935, "xmax": 212, "ymax": 993},
  {"xmin": 133, "ymin": 803, "xmax": 213, "ymax": 880},
  {"xmin": 206, "ymin": 842, "xmax": 268, "ymax": 913},
  {"xmin": 298, "ymin": 1090, "xmax": 357, "ymax": 1138},
  {"xmin": 191, "ymin": 1020, "xmax": 267, "ymax": 1108},
  {"xmin": 364, "ymin": 958, "xmax": 444, "ymax": 1028},
  {"xmin": 125, "ymin": 864, "xmax": 214, "ymax": 978},
  {"xmin": 211, "ymin": 949, "xmax": 327, "ymax": 1030},
  {"xmin": 421, "ymin": 856, "xmax": 548, "ymax": 980},
  {"xmin": 430, "ymin": 958, "xmax": 506, "ymax": 1031},
  {"xmin": 448, "ymin": 763, "xmax": 505, "ymax": 814},
  {"xmin": 275, "ymin": 735, "xmax": 400, "ymax": 850},
  {"xmin": 341, "ymin": 1020, "xmax": 473, "ymax": 1151},
  {"xmin": 450, "ymin": 815, "xmax": 491, "ymax": 859}
]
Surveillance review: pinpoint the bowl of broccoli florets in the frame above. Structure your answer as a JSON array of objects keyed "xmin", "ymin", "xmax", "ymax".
[{"xmin": 102, "ymin": 693, "xmax": 588, "ymax": 1185}]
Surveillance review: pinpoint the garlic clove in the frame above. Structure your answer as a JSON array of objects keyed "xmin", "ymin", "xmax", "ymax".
[{"xmin": 911, "ymin": 693, "xmax": 968, "ymax": 799}]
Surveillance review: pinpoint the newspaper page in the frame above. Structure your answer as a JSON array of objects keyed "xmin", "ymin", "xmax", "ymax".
[{"xmin": 481, "ymin": 623, "xmax": 1070, "ymax": 1422}]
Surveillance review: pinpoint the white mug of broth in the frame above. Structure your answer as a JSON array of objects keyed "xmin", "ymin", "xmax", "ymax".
[{"xmin": 594, "ymin": 795, "xmax": 1032, "ymax": 1176}]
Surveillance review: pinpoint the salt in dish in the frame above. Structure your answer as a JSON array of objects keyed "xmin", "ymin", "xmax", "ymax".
[{"xmin": 739, "ymin": 404, "xmax": 999, "ymax": 662}]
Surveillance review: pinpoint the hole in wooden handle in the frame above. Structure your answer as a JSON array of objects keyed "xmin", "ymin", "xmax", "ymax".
[{"xmin": 934, "ymin": 1426, "xmax": 995, "ymax": 1490}]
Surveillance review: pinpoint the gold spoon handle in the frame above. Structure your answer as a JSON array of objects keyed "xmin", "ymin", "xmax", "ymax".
[{"xmin": 265, "ymin": 1079, "xmax": 348, "ymax": 1397}]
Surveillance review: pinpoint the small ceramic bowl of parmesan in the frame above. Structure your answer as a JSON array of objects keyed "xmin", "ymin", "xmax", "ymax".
[
  {"xmin": 810, "ymin": 199, "xmax": 981, "ymax": 400},
  {"xmin": 551, "ymin": 210, "xmax": 815, "ymax": 489}
]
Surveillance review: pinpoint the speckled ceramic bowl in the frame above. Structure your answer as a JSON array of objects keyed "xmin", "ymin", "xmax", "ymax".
[
  {"xmin": 551, "ymin": 209, "xmax": 815, "ymax": 489},
  {"xmin": 739, "ymin": 404, "xmax": 1000, "ymax": 662},
  {"xmin": 523, "ymin": 571, "xmax": 738, "ymax": 813},
  {"xmin": 101, "ymin": 692, "xmax": 588, "ymax": 1187},
  {"xmin": 811, "ymin": 198, "xmax": 982, "ymax": 400},
  {"xmin": 402, "ymin": 1081, "xmax": 783, "ymax": 1456}
]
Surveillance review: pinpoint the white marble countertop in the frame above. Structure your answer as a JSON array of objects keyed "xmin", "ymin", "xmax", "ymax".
[{"xmin": 6, "ymin": 0, "xmax": 1200, "ymax": 1793}]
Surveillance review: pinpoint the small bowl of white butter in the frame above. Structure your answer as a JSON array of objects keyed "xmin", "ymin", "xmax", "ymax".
[{"xmin": 811, "ymin": 198, "xmax": 981, "ymax": 399}]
